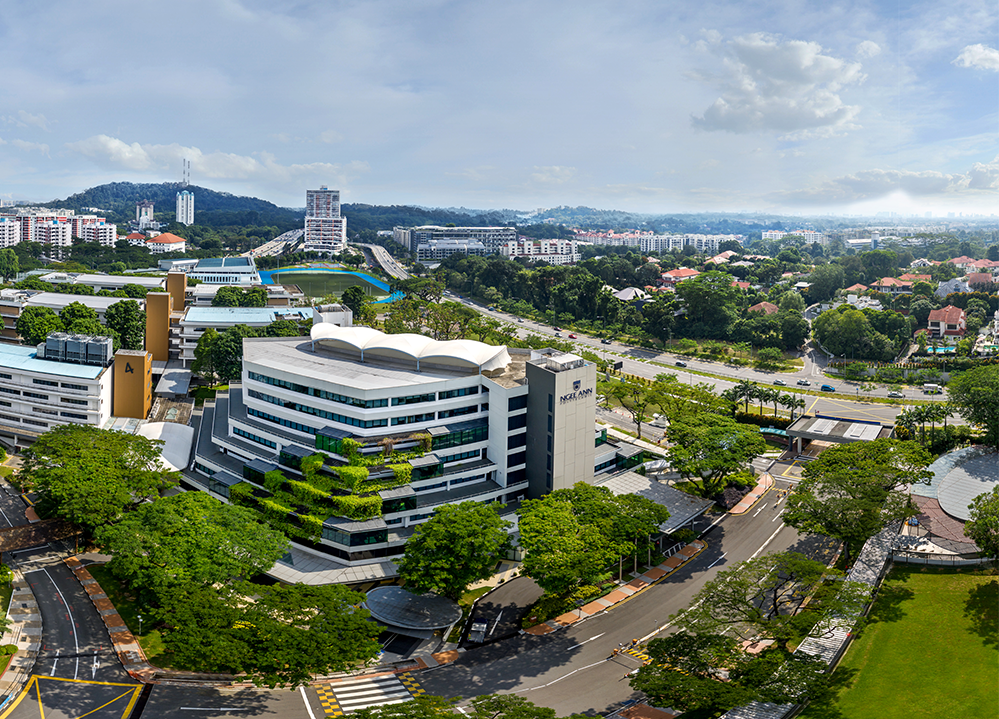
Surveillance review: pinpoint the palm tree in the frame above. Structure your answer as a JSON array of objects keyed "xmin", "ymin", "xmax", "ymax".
[
  {"xmin": 787, "ymin": 396, "xmax": 806, "ymax": 421},
  {"xmin": 735, "ymin": 380, "xmax": 756, "ymax": 413},
  {"xmin": 720, "ymin": 388, "xmax": 741, "ymax": 417}
]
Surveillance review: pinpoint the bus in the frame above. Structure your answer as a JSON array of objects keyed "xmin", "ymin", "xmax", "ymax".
[{"xmin": 923, "ymin": 383, "xmax": 942, "ymax": 394}]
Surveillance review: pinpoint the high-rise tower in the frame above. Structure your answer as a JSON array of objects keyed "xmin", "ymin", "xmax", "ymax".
[
  {"xmin": 176, "ymin": 190, "xmax": 194, "ymax": 226},
  {"xmin": 303, "ymin": 186, "xmax": 347, "ymax": 254}
]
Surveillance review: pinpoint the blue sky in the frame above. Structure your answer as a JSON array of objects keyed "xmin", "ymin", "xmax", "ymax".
[{"xmin": 1, "ymin": 0, "xmax": 997, "ymax": 215}]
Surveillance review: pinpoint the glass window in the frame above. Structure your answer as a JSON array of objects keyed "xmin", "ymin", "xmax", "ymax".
[
  {"xmin": 439, "ymin": 386, "xmax": 479, "ymax": 400},
  {"xmin": 507, "ymin": 433, "xmax": 527, "ymax": 450},
  {"xmin": 61, "ymin": 383, "xmax": 88, "ymax": 391},
  {"xmin": 392, "ymin": 412, "xmax": 435, "ymax": 426},
  {"xmin": 508, "ymin": 395, "xmax": 528, "ymax": 411},
  {"xmin": 437, "ymin": 405, "xmax": 478, "ymax": 420},
  {"xmin": 392, "ymin": 393, "xmax": 436, "ymax": 407},
  {"xmin": 508, "ymin": 414, "xmax": 527, "ymax": 431},
  {"xmin": 33, "ymin": 379, "xmax": 58, "ymax": 387}
]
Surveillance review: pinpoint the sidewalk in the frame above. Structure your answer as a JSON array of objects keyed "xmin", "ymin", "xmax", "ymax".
[
  {"xmin": 601, "ymin": 424, "xmax": 666, "ymax": 454},
  {"xmin": 0, "ymin": 571, "xmax": 40, "ymax": 703},
  {"xmin": 728, "ymin": 473, "xmax": 775, "ymax": 515},
  {"xmin": 522, "ymin": 540, "xmax": 707, "ymax": 636}
]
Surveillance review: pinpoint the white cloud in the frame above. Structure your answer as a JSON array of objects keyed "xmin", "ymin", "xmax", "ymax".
[
  {"xmin": 66, "ymin": 134, "xmax": 368, "ymax": 184},
  {"xmin": 774, "ymin": 166, "xmax": 989, "ymax": 206},
  {"xmin": 692, "ymin": 33, "xmax": 865, "ymax": 138},
  {"xmin": 319, "ymin": 130, "xmax": 343, "ymax": 144},
  {"xmin": 3, "ymin": 111, "xmax": 51, "ymax": 131},
  {"xmin": 11, "ymin": 140, "xmax": 50, "ymax": 155},
  {"xmin": 529, "ymin": 166, "xmax": 577, "ymax": 185},
  {"xmin": 954, "ymin": 44, "xmax": 999, "ymax": 71},
  {"xmin": 856, "ymin": 41, "xmax": 881, "ymax": 59}
]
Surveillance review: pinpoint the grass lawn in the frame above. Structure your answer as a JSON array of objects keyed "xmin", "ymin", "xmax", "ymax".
[
  {"xmin": 86, "ymin": 564, "xmax": 174, "ymax": 669},
  {"xmin": 800, "ymin": 566, "xmax": 998, "ymax": 719}
]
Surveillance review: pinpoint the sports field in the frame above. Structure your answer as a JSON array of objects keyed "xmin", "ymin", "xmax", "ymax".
[{"xmin": 801, "ymin": 565, "xmax": 998, "ymax": 719}]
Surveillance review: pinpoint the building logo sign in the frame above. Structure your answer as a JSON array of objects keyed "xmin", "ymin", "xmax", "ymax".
[
  {"xmin": 573, "ymin": 380, "xmax": 581, "ymax": 391},
  {"xmin": 560, "ymin": 385, "xmax": 593, "ymax": 404}
]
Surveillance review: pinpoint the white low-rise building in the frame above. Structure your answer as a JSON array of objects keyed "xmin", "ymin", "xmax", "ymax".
[
  {"xmin": 0, "ymin": 336, "xmax": 113, "ymax": 449},
  {"xmin": 146, "ymin": 232, "xmax": 187, "ymax": 254},
  {"xmin": 178, "ymin": 306, "xmax": 311, "ymax": 368},
  {"xmin": 500, "ymin": 240, "xmax": 581, "ymax": 265}
]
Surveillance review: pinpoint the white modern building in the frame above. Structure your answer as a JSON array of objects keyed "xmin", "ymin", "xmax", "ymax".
[
  {"xmin": 176, "ymin": 190, "xmax": 195, "ymax": 226},
  {"xmin": 137, "ymin": 201, "xmax": 156, "ymax": 230},
  {"xmin": 81, "ymin": 222, "xmax": 119, "ymax": 247},
  {"xmin": 187, "ymin": 256, "xmax": 260, "ymax": 285},
  {"xmin": 303, "ymin": 186, "xmax": 347, "ymax": 255},
  {"xmin": 34, "ymin": 220, "xmax": 74, "ymax": 260},
  {"xmin": 415, "ymin": 239, "xmax": 488, "ymax": 262},
  {"xmin": 500, "ymin": 240, "xmax": 581, "ymax": 265},
  {"xmin": 0, "ymin": 336, "xmax": 113, "ymax": 449},
  {"xmin": 393, "ymin": 226, "xmax": 517, "ymax": 254},
  {"xmin": 39, "ymin": 273, "xmax": 166, "ymax": 293},
  {"xmin": 0, "ymin": 218, "xmax": 19, "ymax": 248},
  {"xmin": 188, "ymin": 324, "xmax": 641, "ymax": 584},
  {"xmin": 178, "ymin": 306, "xmax": 311, "ymax": 367}
]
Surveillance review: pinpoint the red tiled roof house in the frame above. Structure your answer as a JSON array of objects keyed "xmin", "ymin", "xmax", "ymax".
[{"xmin": 927, "ymin": 305, "xmax": 966, "ymax": 338}]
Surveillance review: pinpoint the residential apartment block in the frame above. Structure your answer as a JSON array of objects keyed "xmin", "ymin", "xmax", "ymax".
[
  {"xmin": 303, "ymin": 186, "xmax": 347, "ymax": 255},
  {"xmin": 499, "ymin": 240, "xmax": 581, "ymax": 265},
  {"xmin": 393, "ymin": 226, "xmax": 517, "ymax": 255}
]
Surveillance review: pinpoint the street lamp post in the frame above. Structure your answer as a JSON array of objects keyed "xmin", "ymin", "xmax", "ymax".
[{"xmin": 138, "ymin": 614, "xmax": 142, "ymax": 637}]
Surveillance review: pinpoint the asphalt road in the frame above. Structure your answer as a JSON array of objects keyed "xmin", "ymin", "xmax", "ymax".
[
  {"xmin": 418, "ymin": 498, "xmax": 832, "ymax": 716},
  {"xmin": 353, "ymin": 242, "xmax": 410, "ymax": 280},
  {"xmin": 19, "ymin": 556, "xmax": 125, "ymax": 684}
]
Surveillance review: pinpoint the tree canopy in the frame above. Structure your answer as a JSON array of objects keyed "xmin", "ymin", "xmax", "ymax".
[
  {"xmin": 517, "ymin": 483, "xmax": 669, "ymax": 595},
  {"xmin": 22, "ymin": 425, "xmax": 178, "ymax": 534},
  {"xmin": 783, "ymin": 438, "xmax": 932, "ymax": 566},
  {"xmin": 97, "ymin": 492, "xmax": 289, "ymax": 601},
  {"xmin": 965, "ymin": 486, "xmax": 999, "ymax": 562},
  {"xmin": 946, "ymin": 365, "xmax": 999, "ymax": 449},
  {"xmin": 155, "ymin": 581, "xmax": 381, "ymax": 687},
  {"xmin": 396, "ymin": 501, "xmax": 512, "ymax": 601}
]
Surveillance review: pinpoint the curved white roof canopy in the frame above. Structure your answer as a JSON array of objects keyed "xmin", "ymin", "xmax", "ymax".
[{"xmin": 310, "ymin": 323, "xmax": 511, "ymax": 372}]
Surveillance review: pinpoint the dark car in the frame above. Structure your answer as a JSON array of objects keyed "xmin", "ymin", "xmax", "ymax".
[
  {"xmin": 675, "ymin": 361, "xmax": 687, "ymax": 367},
  {"xmin": 601, "ymin": 339, "xmax": 612, "ymax": 345}
]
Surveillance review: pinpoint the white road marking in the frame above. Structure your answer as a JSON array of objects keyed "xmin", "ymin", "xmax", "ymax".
[
  {"xmin": 490, "ymin": 610, "xmax": 503, "ymax": 636},
  {"xmin": 772, "ymin": 509, "xmax": 785, "ymax": 522},
  {"xmin": 179, "ymin": 709, "xmax": 241, "ymax": 712},
  {"xmin": 51, "ymin": 649, "xmax": 59, "ymax": 674},
  {"xmin": 92, "ymin": 654, "xmax": 100, "ymax": 678},
  {"xmin": 753, "ymin": 504, "xmax": 768, "ymax": 517},
  {"xmin": 299, "ymin": 686, "xmax": 317, "ymax": 719},
  {"xmin": 750, "ymin": 524, "xmax": 786, "ymax": 560},
  {"xmin": 699, "ymin": 514, "xmax": 726, "ymax": 537},
  {"xmin": 566, "ymin": 632, "xmax": 605, "ymax": 650},
  {"xmin": 707, "ymin": 553, "xmax": 727, "ymax": 569},
  {"xmin": 33, "ymin": 568, "xmax": 80, "ymax": 681}
]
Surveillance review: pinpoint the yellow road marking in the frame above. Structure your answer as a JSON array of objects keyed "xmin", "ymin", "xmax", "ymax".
[
  {"xmin": 73, "ymin": 689, "xmax": 138, "ymax": 719},
  {"xmin": 29, "ymin": 676, "xmax": 136, "ymax": 687},
  {"xmin": 36, "ymin": 676, "xmax": 44, "ymax": 719}
]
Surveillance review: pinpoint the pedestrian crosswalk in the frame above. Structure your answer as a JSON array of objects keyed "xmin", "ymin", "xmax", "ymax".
[{"xmin": 316, "ymin": 672, "xmax": 426, "ymax": 715}]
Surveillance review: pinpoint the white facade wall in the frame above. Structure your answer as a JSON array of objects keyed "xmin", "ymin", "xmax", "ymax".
[
  {"xmin": 0, "ymin": 218, "xmax": 20, "ymax": 248},
  {"xmin": 304, "ymin": 187, "xmax": 346, "ymax": 254},
  {"xmin": 82, "ymin": 223, "xmax": 119, "ymax": 247},
  {"xmin": 35, "ymin": 221, "xmax": 73, "ymax": 259},
  {"xmin": 146, "ymin": 239, "xmax": 187, "ymax": 254},
  {"xmin": 176, "ymin": 191, "xmax": 195, "ymax": 226},
  {"xmin": 0, "ymin": 361, "xmax": 111, "ymax": 437}
]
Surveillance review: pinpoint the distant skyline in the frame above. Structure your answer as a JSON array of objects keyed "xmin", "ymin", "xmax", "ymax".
[{"xmin": 1, "ymin": 1, "xmax": 997, "ymax": 216}]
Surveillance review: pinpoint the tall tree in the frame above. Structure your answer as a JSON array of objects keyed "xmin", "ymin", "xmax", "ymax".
[
  {"xmin": 965, "ymin": 487, "xmax": 999, "ymax": 563},
  {"xmin": 15, "ymin": 306, "xmax": 63, "ymax": 345},
  {"xmin": 396, "ymin": 501, "xmax": 512, "ymax": 601},
  {"xmin": 670, "ymin": 551, "xmax": 868, "ymax": 644},
  {"xmin": 97, "ymin": 492, "xmax": 289, "ymax": 601},
  {"xmin": 22, "ymin": 425, "xmax": 178, "ymax": 534},
  {"xmin": 156, "ymin": 581, "xmax": 381, "ymax": 687},
  {"xmin": 212, "ymin": 324, "xmax": 259, "ymax": 382},
  {"xmin": 783, "ymin": 438, "xmax": 932, "ymax": 566},
  {"xmin": 0, "ymin": 248, "xmax": 19, "ymax": 282},
  {"xmin": 665, "ymin": 415, "xmax": 766, "ymax": 495},
  {"xmin": 192, "ymin": 327, "xmax": 220, "ymax": 381},
  {"xmin": 946, "ymin": 365, "xmax": 999, "ymax": 449},
  {"xmin": 104, "ymin": 299, "xmax": 146, "ymax": 350},
  {"xmin": 610, "ymin": 379, "xmax": 656, "ymax": 439}
]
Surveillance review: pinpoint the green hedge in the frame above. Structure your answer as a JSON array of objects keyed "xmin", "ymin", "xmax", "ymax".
[
  {"xmin": 287, "ymin": 479, "xmax": 330, "ymax": 506},
  {"xmin": 735, "ymin": 412, "xmax": 794, "ymax": 430},
  {"xmin": 333, "ymin": 465, "xmax": 369, "ymax": 492},
  {"xmin": 299, "ymin": 514, "xmax": 325, "ymax": 540},
  {"xmin": 329, "ymin": 494, "xmax": 382, "ymax": 521}
]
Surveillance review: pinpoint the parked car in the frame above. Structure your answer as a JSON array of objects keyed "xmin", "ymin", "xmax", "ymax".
[
  {"xmin": 773, "ymin": 379, "xmax": 787, "ymax": 386},
  {"xmin": 887, "ymin": 391, "xmax": 904, "ymax": 398},
  {"xmin": 518, "ymin": 318, "xmax": 524, "ymax": 323},
  {"xmin": 568, "ymin": 333, "xmax": 577, "ymax": 339},
  {"xmin": 675, "ymin": 360, "xmax": 687, "ymax": 367},
  {"xmin": 820, "ymin": 384, "xmax": 836, "ymax": 392},
  {"xmin": 796, "ymin": 379, "xmax": 811, "ymax": 386},
  {"xmin": 601, "ymin": 339, "xmax": 612, "ymax": 345}
]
